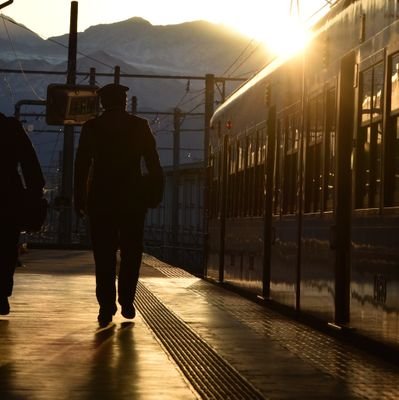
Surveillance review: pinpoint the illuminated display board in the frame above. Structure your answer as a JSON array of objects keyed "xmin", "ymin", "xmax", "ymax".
[{"xmin": 46, "ymin": 84, "xmax": 99, "ymax": 125}]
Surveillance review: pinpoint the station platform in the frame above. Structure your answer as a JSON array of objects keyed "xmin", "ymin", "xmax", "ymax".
[{"xmin": 1, "ymin": 249, "xmax": 399, "ymax": 400}]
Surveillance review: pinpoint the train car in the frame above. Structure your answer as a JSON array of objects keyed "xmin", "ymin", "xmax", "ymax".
[
  {"xmin": 145, "ymin": 162, "xmax": 205, "ymax": 273},
  {"xmin": 206, "ymin": 0, "xmax": 399, "ymax": 350}
]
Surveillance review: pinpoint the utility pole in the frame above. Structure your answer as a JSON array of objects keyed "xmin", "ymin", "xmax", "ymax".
[
  {"xmin": 203, "ymin": 74, "xmax": 215, "ymax": 275},
  {"xmin": 114, "ymin": 66, "xmax": 120, "ymax": 84},
  {"xmin": 171, "ymin": 107, "xmax": 181, "ymax": 261},
  {"xmin": 204, "ymin": 74, "xmax": 215, "ymax": 164},
  {"xmin": 59, "ymin": 1, "xmax": 78, "ymax": 245},
  {"xmin": 89, "ymin": 67, "xmax": 96, "ymax": 86},
  {"xmin": 131, "ymin": 96, "xmax": 137, "ymax": 115}
]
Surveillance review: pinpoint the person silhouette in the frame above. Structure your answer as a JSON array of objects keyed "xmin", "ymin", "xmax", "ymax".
[
  {"xmin": 0, "ymin": 112, "xmax": 45, "ymax": 315},
  {"xmin": 74, "ymin": 83, "xmax": 163, "ymax": 327}
]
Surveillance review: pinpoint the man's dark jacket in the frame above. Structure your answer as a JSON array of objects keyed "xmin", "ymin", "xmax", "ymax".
[
  {"xmin": 0, "ymin": 113, "xmax": 45, "ymax": 223},
  {"xmin": 74, "ymin": 109, "xmax": 163, "ymax": 215}
]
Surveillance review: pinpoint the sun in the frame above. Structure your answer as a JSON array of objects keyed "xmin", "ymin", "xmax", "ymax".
[
  {"xmin": 264, "ymin": 16, "xmax": 313, "ymax": 58},
  {"xmin": 232, "ymin": 14, "xmax": 313, "ymax": 59},
  {"xmin": 234, "ymin": 9, "xmax": 312, "ymax": 57}
]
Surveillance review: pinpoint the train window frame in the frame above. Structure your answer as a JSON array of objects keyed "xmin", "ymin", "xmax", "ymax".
[
  {"xmin": 275, "ymin": 102, "xmax": 301, "ymax": 216},
  {"xmin": 246, "ymin": 129, "xmax": 257, "ymax": 216},
  {"xmin": 255, "ymin": 124, "xmax": 267, "ymax": 217},
  {"xmin": 208, "ymin": 148, "xmax": 216, "ymax": 218},
  {"xmin": 324, "ymin": 87, "xmax": 337, "ymax": 212},
  {"xmin": 391, "ymin": 53, "xmax": 399, "ymax": 114},
  {"xmin": 304, "ymin": 93, "xmax": 324, "ymax": 214},
  {"xmin": 356, "ymin": 61, "xmax": 385, "ymax": 209},
  {"xmin": 304, "ymin": 86, "xmax": 337, "ymax": 214},
  {"xmin": 238, "ymin": 135, "xmax": 247, "ymax": 216},
  {"xmin": 273, "ymin": 118, "xmax": 283, "ymax": 216},
  {"xmin": 227, "ymin": 139, "xmax": 240, "ymax": 218},
  {"xmin": 385, "ymin": 52, "xmax": 399, "ymax": 206}
]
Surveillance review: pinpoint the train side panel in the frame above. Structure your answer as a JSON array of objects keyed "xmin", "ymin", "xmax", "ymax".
[
  {"xmin": 207, "ymin": 0, "xmax": 399, "ymax": 350},
  {"xmin": 350, "ymin": 213, "xmax": 399, "ymax": 346}
]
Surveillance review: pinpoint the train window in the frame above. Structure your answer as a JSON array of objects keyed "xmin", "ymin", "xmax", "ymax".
[
  {"xmin": 282, "ymin": 109, "xmax": 300, "ymax": 215},
  {"xmin": 248, "ymin": 134, "xmax": 256, "ymax": 167},
  {"xmin": 218, "ymin": 149, "xmax": 223, "ymax": 216},
  {"xmin": 237, "ymin": 138, "xmax": 246, "ymax": 216},
  {"xmin": 227, "ymin": 141, "xmax": 238, "ymax": 217},
  {"xmin": 356, "ymin": 124, "xmax": 383, "ymax": 208},
  {"xmin": 385, "ymin": 54, "xmax": 399, "ymax": 206},
  {"xmin": 324, "ymin": 89, "xmax": 336, "ymax": 211},
  {"xmin": 305, "ymin": 95, "xmax": 323, "ymax": 213},
  {"xmin": 238, "ymin": 138, "xmax": 245, "ymax": 171},
  {"xmin": 208, "ymin": 147, "xmax": 224, "ymax": 219},
  {"xmin": 360, "ymin": 63, "xmax": 384, "ymax": 124},
  {"xmin": 246, "ymin": 133, "xmax": 256, "ymax": 216},
  {"xmin": 356, "ymin": 63, "xmax": 384, "ymax": 209},
  {"xmin": 361, "ymin": 69, "xmax": 373, "ymax": 125},
  {"xmin": 210, "ymin": 149, "xmax": 221, "ymax": 218},
  {"xmin": 391, "ymin": 55, "xmax": 399, "ymax": 113},
  {"xmin": 226, "ymin": 144, "xmax": 232, "ymax": 217},
  {"xmin": 255, "ymin": 127, "xmax": 267, "ymax": 216},
  {"xmin": 208, "ymin": 151, "xmax": 216, "ymax": 218},
  {"xmin": 384, "ymin": 118, "xmax": 399, "ymax": 206},
  {"xmin": 257, "ymin": 127, "xmax": 267, "ymax": 164},
  {"xmin": 273, "ymin": 119, "xmax": 283, "ymax": 215},
  {"xmin": 373, "ymin": 64, "xmax": 384, "ymax": 121}
]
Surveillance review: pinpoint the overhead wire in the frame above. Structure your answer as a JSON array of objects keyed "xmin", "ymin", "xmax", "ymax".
[
  {"xmin": 0, "ymin": 12, "xmax": 44, "ymax": 100},
  {"xmin": 0, "ymin": 14, "xmax": 116, "ymax": 71},
  {"xmin": 305, "ymin": 0, "xmax": 339, "ymax": 23},
  {"xmin": 222, "ymin": 38, "xmax": 258, "ymax": 77},
  {"xmin": 226, "ymin": 44, "xmax": 265, "ymax": 78},
  {"xmin": 1, "ymin": 11, "xmax": 259, "ymax": 139},
  {"xmin": 1, "ymin": 72, "xmax": 15, "ymax": 105}
]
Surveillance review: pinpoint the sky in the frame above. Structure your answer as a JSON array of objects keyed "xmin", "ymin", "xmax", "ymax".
[{"xmin": 2, "ymin": 0, "xmax": 330, "ymax": 55}]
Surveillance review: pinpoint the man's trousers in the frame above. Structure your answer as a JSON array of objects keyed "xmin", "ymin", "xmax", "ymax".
[{"xmin": 89, "ymin": 210, "xmax": 146, "ymax": 313}]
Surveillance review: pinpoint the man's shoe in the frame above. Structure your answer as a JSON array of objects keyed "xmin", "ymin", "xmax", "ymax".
[
  {"xmin": 0, "ymin": 298, "xmax": 10, "ymax": 315},
  {"xmin": 97, "ymin": 312, "xmax": 113, "ymax": 327},
  {"xmin": 97, "ymin": 305, "xmax": 117, "ymax": 327},
  {"xmin": 121, "ymin": 304, "xmax": 136, "ymax": 319}
]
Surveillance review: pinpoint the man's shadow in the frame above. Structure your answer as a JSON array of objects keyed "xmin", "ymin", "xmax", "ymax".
[
  {"xmin": 84, "ymin": 322, "xmax": 138, "ymax": 399},
  {"xmin": 0, "ymin": 320, "xmax": 27, "ymax": 400}
]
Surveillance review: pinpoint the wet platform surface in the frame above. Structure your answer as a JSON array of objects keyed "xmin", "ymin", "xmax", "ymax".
[{"xmin": 1, "ymin": 249, "xmax": 399, "ymax": 400}]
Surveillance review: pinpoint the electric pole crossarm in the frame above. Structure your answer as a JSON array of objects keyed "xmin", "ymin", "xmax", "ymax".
[
  {"xmin": 0, "ymin": 69, "xmax": 247, "ymax": 83},
  {"xmin": 14, "ymin": 100, "xmax": 46, "ymax": 119}
]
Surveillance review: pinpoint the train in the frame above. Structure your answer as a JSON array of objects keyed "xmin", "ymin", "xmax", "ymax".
[{"xmin": 206, "ymin": 0, "xmax": 399, "ymax": 351}]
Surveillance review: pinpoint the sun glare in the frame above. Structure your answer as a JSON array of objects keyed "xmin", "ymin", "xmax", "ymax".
[
  {"xmin": 234, "ymin": 14, "xmax": 313, "ymax": 59},
  {"xmin": 265, "ymin": 17, "xmax": 312, "ymax": 58}
]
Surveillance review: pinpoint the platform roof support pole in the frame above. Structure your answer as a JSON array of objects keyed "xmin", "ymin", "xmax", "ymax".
[{"xmin": 59, "ymin": 1, "xmax": 78, "ymax": 246}]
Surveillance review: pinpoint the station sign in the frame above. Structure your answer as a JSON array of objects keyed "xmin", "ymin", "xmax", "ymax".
[{"xmin": 46, "ymin": 84, "xmax": 99, "ymax": 125}]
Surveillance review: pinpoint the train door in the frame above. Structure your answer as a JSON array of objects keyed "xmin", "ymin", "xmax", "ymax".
[
  {"xmin": 299, "ymin": 86, "xmax": 338, "ymax": 322},
  {"xmin": 206, "ymin": 123, "xmax": 225, "ymax": 281},
  {"xmin": 269, "ymin": 102, "xmax": 302, "ymax": 308},
  {"xmin": 262, "ymin": 106, "xmax": 276, "ymax": 299}
]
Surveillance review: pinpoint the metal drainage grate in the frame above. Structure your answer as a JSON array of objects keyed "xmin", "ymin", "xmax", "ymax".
[
  {"xmin": 142, "ymin": 254, "xmax": 194, "ymax": 278},
  {"xmin": 136, "ymin": 282, "xmax": 266, "ymax": 400}
]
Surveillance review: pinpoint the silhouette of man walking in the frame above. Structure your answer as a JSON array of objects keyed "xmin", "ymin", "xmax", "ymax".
[
  {"xmin": 0, "ymin": 112, "xmax": 45, "ymax": 315},
  {"xmin": 74, "ymin": 83, "xmax": 163, "ymax": 327}
]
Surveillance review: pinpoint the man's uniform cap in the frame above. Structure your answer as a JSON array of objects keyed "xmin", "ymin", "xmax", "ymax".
[{"xmin": 97, "ymin": 84, "xmax": 129, "ymax": 97}]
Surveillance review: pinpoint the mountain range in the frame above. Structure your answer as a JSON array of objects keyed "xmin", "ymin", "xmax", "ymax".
[{"xmin": 0, "ymin": 15, "xmax": 269, "ymax": 167}]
